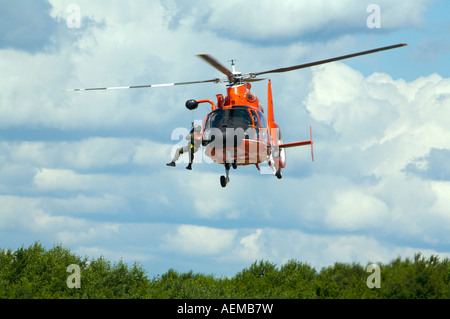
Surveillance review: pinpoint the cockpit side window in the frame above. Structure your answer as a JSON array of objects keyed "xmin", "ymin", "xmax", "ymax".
[
  {"xmin": 251, "ymin": 110, "xmax": 267, "ymax": 128},
  {"xmin": 251, "ymin": 110, "xmax": 259, "ymax": 128},
  {"xmin": 258, "ymin": 111, "xmax": 267, "ymax": 128}
]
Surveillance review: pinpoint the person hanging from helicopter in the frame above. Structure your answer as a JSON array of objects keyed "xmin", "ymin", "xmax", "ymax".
[{"xmin": 166, "ymin": 123, "xmax": 203, "ymax": 170}]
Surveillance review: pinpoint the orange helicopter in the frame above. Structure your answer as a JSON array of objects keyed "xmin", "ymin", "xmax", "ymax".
[{"xmin": 64, "ymin": 43, "xmax": 407, "ymax": 187}]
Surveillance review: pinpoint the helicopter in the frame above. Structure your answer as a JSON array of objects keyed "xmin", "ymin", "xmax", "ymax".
[{"xmin": 64, "ymin": 43, "xmax": 407, "ymax": 187}]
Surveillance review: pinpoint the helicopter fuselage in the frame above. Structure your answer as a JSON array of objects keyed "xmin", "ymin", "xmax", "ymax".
[
  {"xmin": 189, "ymin": 81, "xmax": 294, "ymax": 175},
  {"xmin": 201, "ymin": 83, "xmax": 271, "ymax": 166}
]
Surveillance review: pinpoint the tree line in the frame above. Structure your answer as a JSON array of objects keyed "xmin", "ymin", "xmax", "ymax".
[{"xmin": 0, "ymin": 242, "xmax": 448, "ymax": 298}]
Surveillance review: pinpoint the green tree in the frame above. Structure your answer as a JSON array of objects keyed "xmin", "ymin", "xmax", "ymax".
[
  {"xmin": 226, "ymin": 259, "xmax": 317, "ymax": 298},
  {"xmin": 0, "ymin": 242, "xmax": 149, "ymax": 299},
  {"xmin": 231, "ymin": 260, "xmax": 279, "ymax": 298},
  {"xmin": 148, "ymin": 269, "xmax": 224, "ymax": 298},
  {"xmin": 0, "ymin": 242, "xmax": 81, "ymax": 298},
  {"xmin": 1, "ymin": 242, "xmax": 449, "ymax": 299},
  {"xmin": 381, "ymin": 253, "xmax": 450, "ymax": 299},
  {"xmin": 316, "ymin": 262, "xmax": 370, "ymax": 299},
  {"xmin": 278, "ymin": 260, "xmax": 317, "ymax": 298}
]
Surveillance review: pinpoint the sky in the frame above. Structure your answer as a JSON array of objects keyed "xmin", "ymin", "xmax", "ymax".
[{"xmin": 0, "ymin": 0, "xmax": 449, "ymax": 278}]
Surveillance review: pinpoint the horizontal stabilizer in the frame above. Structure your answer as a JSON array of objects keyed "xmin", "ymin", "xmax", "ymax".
[{"xmin": 279, "ymin": 140, "xmax": 311, "ymax": 148}]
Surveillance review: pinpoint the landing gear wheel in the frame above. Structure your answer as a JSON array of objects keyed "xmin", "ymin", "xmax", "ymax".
[
  {"xmin": 221, "ymin": 162, "xmax": 231, "ymax": 187},
  {"xmin": 232, "ymin": 160, "xmax": 237, "ymax": 169},
  {"xmin": 276, "ymin": 168, "xmax": 282, "ymax": 179},
  {"xmin": 220, "ymin": 175, "xmax": 229, "ymax": 187}
]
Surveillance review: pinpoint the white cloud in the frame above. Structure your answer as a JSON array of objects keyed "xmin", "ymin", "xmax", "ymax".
[
  {"xmin": 0, "ymin": 194, "xmax": 88, "ymax": 240},
  {"xmin": 430, "ymin": 181, "xmax": 450, "ymax": 220},
  {"xmin": 236, "ymin": 229, "xmax": 264, "ymax": 262},
  {"xmin": 57, "ymin": 222, "xmax": 121, "ymax": 244},
  {"xmin": 34, "ymin": 168, "xmax": 93, "ymax": 191},
  {"xmin": 42, "ymin": 194, "xmax": 128, "ymax": 215},
  {"xmin": 306, "ymin": 63, "xmax": 450, "ymax": 173},
  {"xmin": 132, "ymin": 140, "xmax": 173, "ymax": 166},
  {"xmin": 163, "ymin": 224, "xmax": 237, "ymax": 256},
  {"xmin": 168, "ymin": 0, "xmax": 430, "ymax": 42},
  {"xmin": 4, "ymin": 138, "xmax": 170, "ymax": 170},
  {"xmin": 301, "ymin": 62, "xmax": 450, "ymax": 245},
  {"xmin": 325, "ymin": 189, "xmax": 389, "ymax": 231}
]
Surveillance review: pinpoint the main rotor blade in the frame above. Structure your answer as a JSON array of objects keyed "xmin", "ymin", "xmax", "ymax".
[
  {"xmin": 242, "ymin": 77, "xmax": 267, "ymax": 83},
  {"xmin": 197, "ymin": 54, "xmax": 233, "ymax": 77},
  {"xmin": 251, "ymin": 43, "xmax": 407, "ymax": 77},
  {"xmin": 62, "ymin": 78, "xmax": 220, "ymax": 92}
]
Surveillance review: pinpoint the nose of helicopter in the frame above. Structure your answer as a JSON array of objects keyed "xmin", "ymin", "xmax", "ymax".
[{"xmin": 222, "ymin": 127, "xmax": 246, "ymax": 148}]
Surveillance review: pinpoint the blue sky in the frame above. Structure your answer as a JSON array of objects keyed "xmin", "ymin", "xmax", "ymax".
[{"xmin": 1, "ymin": 0, "xmax": 449, "ymax": 278}]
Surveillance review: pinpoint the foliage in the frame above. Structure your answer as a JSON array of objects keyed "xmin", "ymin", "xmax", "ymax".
[
  {"xmin": 0, "ymin": 242, "xmax": 148, "ymax": 299},
  {"xmin": 0, "ymin": 242, "xmax": 448, "ymax": 299}
]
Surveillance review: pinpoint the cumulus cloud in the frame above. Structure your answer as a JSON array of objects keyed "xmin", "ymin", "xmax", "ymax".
[
  {"xmin": 163, "ymin": 225, "xmax": 237, "ymax": 256},
  {"xmin": 236, "ymin": 229, "xmax": 265, "ymax": 262},
  {"xmin": 3, "ymin": 138, "xmax": 170, "ymax": 170},
  {"xmin": 300, "ymin": 62, "xmax": 450, "ymax": 245},
  {"xmin": 306, "ymin": 63, "xmax": 450, "ymax": 174},
  {"xmin": 164, "ymin": 0, "xmax": 431, "ymax": 43},
  {"xmin": 0, "ymin": 194, "xmax": 89, "ymax": 243},
  {"xmin": 325, "ymin": 189, "xmax": 389, "ymax": 231}
]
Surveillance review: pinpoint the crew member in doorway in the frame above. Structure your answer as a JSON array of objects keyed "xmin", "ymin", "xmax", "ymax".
[{"xmin": 166, "ymin": 124, "xmax": 203, "ymax": 170}]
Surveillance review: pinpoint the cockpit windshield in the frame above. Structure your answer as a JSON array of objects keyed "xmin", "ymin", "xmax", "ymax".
[{"xmin": 205, "ymin": 107, "xmax": 253, "ymax": 130}]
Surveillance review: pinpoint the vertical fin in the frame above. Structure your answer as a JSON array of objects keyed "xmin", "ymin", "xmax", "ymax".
[{"xmin": 267, "ymin": 80, "xmax": 275, "ymax": 124}]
